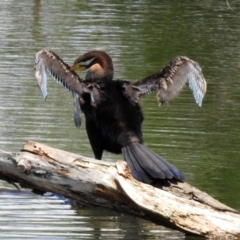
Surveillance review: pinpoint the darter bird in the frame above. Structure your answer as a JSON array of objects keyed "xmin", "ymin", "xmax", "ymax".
[{"xmin": 34, "ymin": 49, "xmax": 206, "ymax": 184}]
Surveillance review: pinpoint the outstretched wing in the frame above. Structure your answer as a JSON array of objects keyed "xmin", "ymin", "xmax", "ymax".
[
  {"xmin": 35, "ymin": 49, "xmax": 85, "ymax": 98},
  {"xmin": 34, "ymin": 49, "xmax": 84, "ymax": 127},
  {"xmin": 132, "ymin": 56, "xmax": 207, "ymax": 107}
]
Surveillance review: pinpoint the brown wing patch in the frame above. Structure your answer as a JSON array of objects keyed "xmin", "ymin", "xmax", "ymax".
[
  {"xmin": 122, "ymin": 82, "xmax": 142, "ymax": 104},
  {"xmin": 157, "ymin": 57, "xmax": 206, "ymax": 106},
  {"xmin": 133, "ymin": 56, "xmax": 207, "ymax": 107}
]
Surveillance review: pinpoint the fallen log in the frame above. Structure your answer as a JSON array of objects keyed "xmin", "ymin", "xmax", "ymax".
[{"xmin": 0, "ymin": 140, "xmax": 239, "ymax": 238}]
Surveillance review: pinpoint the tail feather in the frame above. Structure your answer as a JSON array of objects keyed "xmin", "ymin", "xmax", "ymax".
[
  {"xmin": 145, "ymin": 146, "xmax": 185, "ymax": 180},
  {"xmin": 122, "ymin": 143, "xmax": 185, "ymax": 183},
  {"xmin": 122, "ymin": 146, "xmax": 152, "ymax": 183},
  {"xmin": 130, "ymin": 144, "xmax": 167, "ymax": 179}
]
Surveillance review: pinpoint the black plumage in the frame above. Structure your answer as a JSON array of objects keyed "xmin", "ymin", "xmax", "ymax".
[{"xmin": 34, "ymin": 49, "xmax": 207, "ymax": 184}]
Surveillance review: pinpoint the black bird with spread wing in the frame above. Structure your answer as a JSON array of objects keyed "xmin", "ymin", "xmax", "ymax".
[{"xmin": 34, "ymin": 49, "xmax": 206, "ymax": 184}]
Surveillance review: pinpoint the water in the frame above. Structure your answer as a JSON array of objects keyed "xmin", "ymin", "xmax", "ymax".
[{"xmin": 0, "ymin": 0, "xmax": 240, "ymax": 238}]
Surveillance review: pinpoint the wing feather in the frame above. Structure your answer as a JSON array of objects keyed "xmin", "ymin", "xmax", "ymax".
[
  {"xmin": 34, "ymin": 49, "xmax": 84, "ymax": 99},
  {"xmin": 34, "ymin": 49, "xmax": 85, "ymax": 127},
  {"xmin": 73, "ymin": 92, "xmax": 81, "ymax": 128},
  {"xmin": 133, "ymin": 56, "xmax": 207, "ymax": 107},
  {"xmin": 35, "ymin": 58, "xmax": 48, "ymax": 99}
]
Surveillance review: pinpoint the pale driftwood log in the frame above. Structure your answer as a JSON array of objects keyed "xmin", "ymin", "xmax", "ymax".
[{"xmin": 0, "ymin": 141, "xmax": 240, "ymax": 238}]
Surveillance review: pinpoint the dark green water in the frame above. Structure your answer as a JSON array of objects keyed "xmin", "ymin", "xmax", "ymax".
[{"xmin": 0, "ymin": 0, "xmax": 240, "ymax": 239}]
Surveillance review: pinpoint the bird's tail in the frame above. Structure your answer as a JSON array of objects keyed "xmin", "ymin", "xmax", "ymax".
[{"xmin": 122, "ymin": 143, "xmax": 184, "ymax": 183}]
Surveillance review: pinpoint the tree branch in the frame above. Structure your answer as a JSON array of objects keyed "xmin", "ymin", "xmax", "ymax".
[{"xmin": 0, "ymin": 141, "xmax": 239, "ymax": 238}]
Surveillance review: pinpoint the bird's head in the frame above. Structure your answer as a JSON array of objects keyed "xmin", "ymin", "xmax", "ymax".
[{"xmin": 71, "ymin": 50, "xmax": 114, "ymax": 81}]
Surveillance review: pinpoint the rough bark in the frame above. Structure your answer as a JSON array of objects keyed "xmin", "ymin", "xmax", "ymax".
[{"xmin": 0, "ymin": 141, "xmax": 239, "ymax": 238}]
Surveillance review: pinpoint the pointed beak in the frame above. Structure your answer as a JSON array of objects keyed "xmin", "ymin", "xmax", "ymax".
[{"xmin": 71, "ymin": 64, "xmax": 86, "ymax": 72}]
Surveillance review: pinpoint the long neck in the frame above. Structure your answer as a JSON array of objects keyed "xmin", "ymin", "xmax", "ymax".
[
  {"xmin": 86, "ymin": 65, "xmax": 113, "ymax": 81},
  {"xmin": 85, "ymin": 52, "xmax": 114, "ymax": 81}
]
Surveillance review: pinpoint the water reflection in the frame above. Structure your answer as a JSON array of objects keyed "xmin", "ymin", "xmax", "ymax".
[
  {"xmin": 0, "ymin": 189, "xmax": 183, "ymax": 239},
  {"xmin": 0, "ymin": 189, "xmax": 83, "ymax": 239},
  {"xmin": 0, "ymin": 0, "xmax": 240, "ymax": 239}
]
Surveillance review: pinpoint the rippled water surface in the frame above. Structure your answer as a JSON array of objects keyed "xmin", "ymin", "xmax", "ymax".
[{"xmin": 1, "ymin": 0, "xmax": 240, "ymax": 239}]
